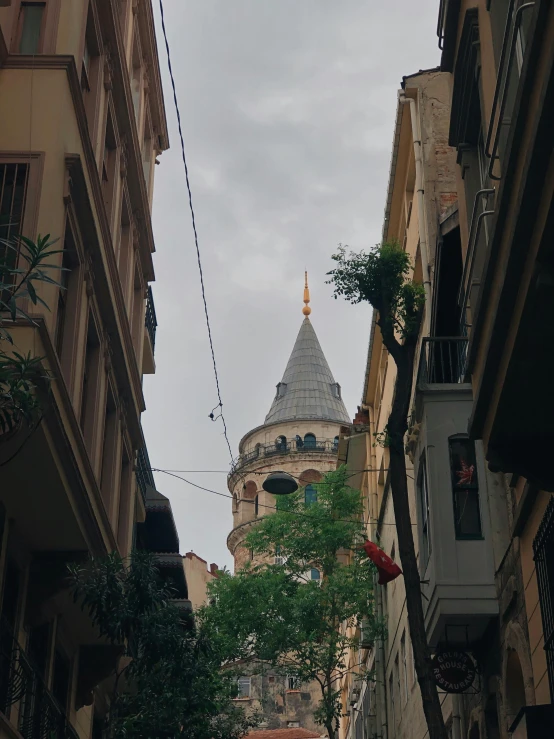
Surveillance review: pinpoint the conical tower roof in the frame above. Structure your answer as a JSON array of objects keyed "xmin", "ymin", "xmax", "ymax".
[{"xmin": 264, "ymin": 316, "xmax": 351, "ymax": 425}]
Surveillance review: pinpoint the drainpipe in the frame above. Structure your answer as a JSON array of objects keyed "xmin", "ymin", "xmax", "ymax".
[{"xmin": 398, "ymin": 90, "xmax": 431, "ymax": 337}]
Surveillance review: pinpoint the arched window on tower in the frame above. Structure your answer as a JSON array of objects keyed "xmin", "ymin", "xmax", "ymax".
[
  {"xmin": 255, "ymin": 495, "xmax": 259, "ymax": 516},
  {"xmin": 333, "ymin": 435, "xmax": 339, "ymax": 451},
  {"xmin": 304, "ymin": 433, "xmax": 316, "ymax": 449},
  {"xmin": 305, "ymin": 484, "xmax": 317, "ymax": 506},
  {"xmin": 276, "ymin": 435, "xmax": 287, "ymax": 452}
]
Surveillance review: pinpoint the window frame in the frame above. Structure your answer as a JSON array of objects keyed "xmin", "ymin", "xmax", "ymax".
[
  {"xmin": 417, "ymin": 452, "xmax": 432, "ymax": 572},
  {"xmin": 448, "ymin": 435, "xmax": 483, "ymax": 540},
  {"xmin": 304, "ymin": 484, "xmax": 317, "ymax": 507},
  {"xmin": 236, "ymin": 676, "xmax": 251, "ymax": 699}
]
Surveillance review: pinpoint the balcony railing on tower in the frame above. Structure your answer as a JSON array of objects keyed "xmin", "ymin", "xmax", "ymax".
[{"xmin": 231, "ymin": 437, "xmax": 340, "ymax": 476}]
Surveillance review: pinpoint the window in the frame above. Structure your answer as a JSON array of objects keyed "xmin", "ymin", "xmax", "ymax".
[
  {"xmin": 275, "ymin": 435, "xmax": 287, "ymax": 452},
  {"xmin": 254, "ymin": 495, "xmax": 259, "ymax": 516},
  {"xmin": 533, "ymin": 496, "xmax": 554, "ymax": 697},
  {"xmin": 0, "ymin": 162, "xmax": 29, "ymax": 302},
  {"xmin": 131, "ymin": 37, "xmax": 142, "ymax": 126},
  {"xmin": 449, "ymin": 436, "xmax": 482, "ymax": 539},
  {"xmin": 100, "ymin": 386, "xmax": 119, "ymax": 512},
  {"xmin": 17, "ymin": 3, "xmax": 45, "ymax": 54},
  {"xmin": 52, "ymin": 647, "xmax": 71, "ymax": 712},
  {"xmin": 394, "ymin": 655, "xmax": 400, "ymax": 723},
  {"xmin": 388, "ymin": 672, "xmax": 394, "ymax": 726},
  {"xmin": 401, "ymin": 632, "xmax": 408, "ymax": 703},
  {"xmin": 237, "ymin": 676, "xmax": 250, "ymax": 698},
  {"xmin": 310, "ymin": 568, "xmax": 320, "ymax": 581},
  {"xmin": 80, "ymin": 314, "xmax": 101, "ymax": 449},
  {"xmin": 274, "ymin": 545, "xmax": 285, "ymax": 566},
  {"xmin": 117, "ymin": 448, "xmax": 133, "ymax": 555},
  {"xmin": 288, "ymin": 722, "xmax": 300, "ymax": 728},
  {"xmin": 305, "ymin": 484, "xmax": 317, "ymax": 507},
  {"xmin": 304, "ymin": 433, "xmax": 316, "ymax": 448},
  {"xmin": 287, "ymin": 676, "xmax": 300, "ymax": 691},
  {"xmin": 417, "ymin": 454, "xmax": 431, "ymax": 571},
  {"xmin": 333, "ymin": 435, "xmax": 339, "ymax": 450}
]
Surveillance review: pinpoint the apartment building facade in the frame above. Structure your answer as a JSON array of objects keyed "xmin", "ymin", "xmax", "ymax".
[
  {"xmin": 0, "ymin": 1, "xmax": 183, "ymax": 737},
  {"xmin": 338, "ymin": 60, "xmax": 540, "ymax": 739}
]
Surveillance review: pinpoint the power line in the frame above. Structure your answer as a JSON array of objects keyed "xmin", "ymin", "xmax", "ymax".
[
  {"xmin": 157, "ymin": 0, "xmax": 234, "ymax": 466},
  {"xmin": 152, "ymin": 468, "xmax": 419, "ymax": 527}
]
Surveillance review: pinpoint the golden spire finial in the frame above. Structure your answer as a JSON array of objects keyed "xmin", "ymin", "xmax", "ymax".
[{"xmin": 302, "ymin": 270, "xmax": 311, "ymax": 316}]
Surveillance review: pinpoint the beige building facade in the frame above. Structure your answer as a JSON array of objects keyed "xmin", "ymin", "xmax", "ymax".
[
  {"xmin": 0, "ymin": 1, "xmax": 185, "ymax": 737},
  {"xmin": 338, "ymin": 66, "xmax": 536, "ymax": 739}
]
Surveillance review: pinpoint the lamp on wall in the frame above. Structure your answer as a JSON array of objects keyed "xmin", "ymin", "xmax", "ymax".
[{"xmin": 262, "ymin": 471, "xmax": 298, "ymax": 496}]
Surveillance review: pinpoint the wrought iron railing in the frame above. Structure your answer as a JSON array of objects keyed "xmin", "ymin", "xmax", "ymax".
[
  {"xmin": 485, "ymin": 0, "xmax": 536, "ymax": 180},
  {"xmin": 145, "ymin": 285, "xmax": 157, "ymax": 351},
  {"xmin": 417, "ymin": 337, "xmax": 469, "ymax": 387},
  {"xmin": 136, "ymin": 445, "xmax": 155, "ymax": 506},
  {"xmin": 533, "ymin": 495, "xmax": 554, "ymax": 701},
  {"xmin": 231, "ymin": 438, "xmax": 340, "ymax": 475},
  {"xmin": 0, "ymin": 619, "xmax": 79, "ymax": 739}
]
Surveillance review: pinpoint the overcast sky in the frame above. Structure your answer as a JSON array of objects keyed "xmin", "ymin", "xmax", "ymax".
[{"xmin": 143, "ymin": 1, "xmax": 441, "ymax": 571}]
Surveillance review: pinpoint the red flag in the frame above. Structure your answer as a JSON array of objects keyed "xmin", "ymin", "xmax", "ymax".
[{"xmin": 363, "ymin": 540, "xmax": 403, "ymax": 585}]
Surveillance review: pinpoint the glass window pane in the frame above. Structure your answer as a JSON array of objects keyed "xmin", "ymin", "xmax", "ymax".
[
  {"xmin": 305, "ymin": 485, "xmax": 317, "ymax": 506},
  {"xmin": 19, "ymin": 4, "xmax": 45, "ymax": 54},
  {"xmin": 310, "ymin": 568, "xmax": 320, "ymax": 581},
  {"xmin": 449, "ymin": 437, "xmax": 482, "ymax": 538}
]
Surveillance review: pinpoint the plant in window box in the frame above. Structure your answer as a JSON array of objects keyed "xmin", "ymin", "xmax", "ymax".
[{"xmin": 0, "ymin": 233, "xmax": 65, "ymax": 445}]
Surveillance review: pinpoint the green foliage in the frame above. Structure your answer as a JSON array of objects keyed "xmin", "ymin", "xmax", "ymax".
[
  {"xmin": 70, "ymin": 550, "xmax": 258, "ymax": 739},
  {"xmin": 327, "ymin": 241, "xmax": 425, "ymax": 342},
  {"xmin": 0, "ymin": 234, "xmax": 65, "ymax": 433},
  {"xmin": 201, "ymin": 467, "xmax": 381, "ymax": 738}
]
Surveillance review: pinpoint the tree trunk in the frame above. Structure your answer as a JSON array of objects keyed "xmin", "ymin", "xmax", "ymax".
[{"xmin": 385, "ymin": 340, "xmax": 448, "ymax": 739}]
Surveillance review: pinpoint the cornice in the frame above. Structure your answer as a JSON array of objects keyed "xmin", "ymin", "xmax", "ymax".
[
  {"xmin": 136, "ymin": 0, "xmax": 169, "ymax": 149},
  {"xmin": 227, "ymin": 520, "xmax": 256, "ymax": 556}
]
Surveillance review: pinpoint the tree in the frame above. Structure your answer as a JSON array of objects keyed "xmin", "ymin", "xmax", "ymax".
[
  {"xmin": 70, "ymin": 550, "xmax": 258, "ymax": 739},
  {"xmin": 201, "ymin": 467, "xmax": 379, "ymax": 739},
  {"xmin": 0, "ymin": 233, "xmax": 64, "ymax": 438},
  {"xmin": 327, "ymin": 241, "xmax": 448, "ymax": 739}
]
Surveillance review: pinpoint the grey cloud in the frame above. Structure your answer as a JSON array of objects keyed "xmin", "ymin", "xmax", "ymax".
[{"xmin": 144, "ymin": 0, "xmax": 440, "ymax": 569}]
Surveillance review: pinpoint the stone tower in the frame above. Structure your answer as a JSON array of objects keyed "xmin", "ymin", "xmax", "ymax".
[{"xmin": 226, "ymin": 276, "xmax": 351, "ymax": 732}]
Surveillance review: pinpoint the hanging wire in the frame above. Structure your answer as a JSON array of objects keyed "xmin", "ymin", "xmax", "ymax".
[
  {"xmin": 157, "ymin": 0, "xmax": 234, "ymax": 466},
  {"xmin": 152, "ymin": 468, "xmax": 419, "ymax": 527}
]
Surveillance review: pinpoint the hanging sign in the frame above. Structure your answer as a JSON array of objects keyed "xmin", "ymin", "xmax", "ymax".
[{"xmin": 431, "ymin": 650, "xmax": 476, "ymax": 693}]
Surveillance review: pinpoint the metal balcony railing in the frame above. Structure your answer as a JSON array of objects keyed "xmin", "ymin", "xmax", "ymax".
[
  {"xmin": 417, "ymin": 337, "xmax": 469, "ymax": 387},
  {"xmin": 145, "ymin": 286, "xmax": 157, "ymax": 351},
  {"xmin": 231, "ymin": 438, "xmax": 340, "ymax": 476},
  {"xmin": 136, "ymin": 445, "xmax": 155, "ymax": 506},
  {"xmin": 0, "ymin": 619, "xmax": 79, "ymax": 739},
  {"xmin": 485, "ymin": 0, "xmax": 536, "ymax": 180},
  {"xmin": 533, "ymin": 496, "xmax": 554, "ymax": 699},
  {"xmin": 457, "ymin": 188, "xmax": 495, "ymax": 332}
]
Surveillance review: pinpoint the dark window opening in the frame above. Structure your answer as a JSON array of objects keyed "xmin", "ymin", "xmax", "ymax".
[
  {"xmin": 305, "ymin": 484, "xmax": 317, "ymax": 507},
  {"xmin": 52, "ymin": 647, "xmax": 71, "ymax": 712},
  {"xmin": 1, "ymin": 558, "xmax": 21, "ymax": 628},
  {"xmin": 533, "ymin": 497, "xmax": 554, "ymax": 701},
  {"xmin": 304, "ymin": 433, "xmax": 316, "ymax": 449},
  {"xmin": 417, "ymin": 454, "xmax": 431, "ymax": 572},
  {"xmin": 449, "ymin": 436, "xmax": 482, "ymax": 539},
  {"xmin": 275, "ymin": 435, "xmax": 287, "ymax": 452},
  {"xmin": 18, "ymin": 3, "xmax": 45, "ymax": 55},
  {"xmin": 0, "ymin": 163, "xmax": 29, "ymax": 304},
  {"xmin": 27, "ymin": 622, "xmax": 50, "ymax": 680},
  {"xmin": 433, "ymin": 226, "xmax": 463, "ymax": 338}
]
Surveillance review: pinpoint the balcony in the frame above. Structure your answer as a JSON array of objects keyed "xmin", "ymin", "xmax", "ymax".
[
  {"xmin": 0, "ymin": 620, "xmax": 79, "ymax": 739},
  {"xmin": 413, "ymin": 339, "xmax": 498, "ymax": 648},
  {"xmin": 231, "ymin": 438, "xmax": 340, "ymax": 477},
  {"xmin": 142, "ymin": 286, "xmax": 157, "ymax": 375},
  {"xmin": 136, "ymin": 445, "xmax": 154, "ymax": 507}
]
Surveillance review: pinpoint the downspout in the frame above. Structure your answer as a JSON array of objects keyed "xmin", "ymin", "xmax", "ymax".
[{"xmin": 398, "ymin": 91, "xmax": 431, "ymax": 337}]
